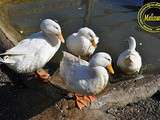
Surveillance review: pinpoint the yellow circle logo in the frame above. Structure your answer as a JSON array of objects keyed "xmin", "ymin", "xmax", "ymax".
[{"xmin": 137, "ymin": 2, "xmax": 160, "ymax": 33}]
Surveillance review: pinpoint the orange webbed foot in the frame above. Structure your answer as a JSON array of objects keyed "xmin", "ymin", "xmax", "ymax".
[
  {"xmin": 35, "ymin": 69, "xmax": 50, "ymax": 82},
  {"xmin": 75, "ymin": 94, "xmax": 96, "ymax": 110}
]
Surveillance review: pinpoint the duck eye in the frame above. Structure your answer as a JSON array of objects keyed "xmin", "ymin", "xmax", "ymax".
[
  {"xmin": 54, "ymin": 26, "xmax": 58, "ymax": 30},
  {"xmin": 89, "ymin": 33, "xmax": 92, "ymax": 38},
  {"xmin": 107, "ymin": 58, "xmax": 111, "ymax": 61}
]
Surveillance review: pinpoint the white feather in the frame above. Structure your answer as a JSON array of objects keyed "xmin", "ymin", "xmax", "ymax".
[
  {"xmin": 0, "ymin": 19, "xmax": 63, "ymax": 73},
  {"xmin": 117, "ymin": 36, "xmax": 142, "ymax": 74},
  {"xmin": 66, "ymin": 27, "xmax": 99, "ymax": 56},
  {"xmin": 60, "ymin": 51, "xmax": 112, "ymax": 95}
]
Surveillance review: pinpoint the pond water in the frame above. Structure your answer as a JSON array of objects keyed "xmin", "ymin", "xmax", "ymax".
[{"xmin": 0, "ymin": 0, "xmax": 160, "ymax": 74}]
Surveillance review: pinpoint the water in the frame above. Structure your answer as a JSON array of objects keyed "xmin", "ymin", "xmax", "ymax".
[{"xmin": 0, "ymin": 0, "xmax": 160, "ymax": 74}]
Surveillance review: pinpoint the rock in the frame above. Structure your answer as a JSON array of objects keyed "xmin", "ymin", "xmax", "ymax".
[
  {"xmin": 90, "ymin": 74, "xmax": 160, "ymax": 109},
  {"xmin": 0, "ymin": 8, "xmax": 22, "ymax": 43},
  {"xmin": 0, "ymin": 65, "xmax": 12, "ymax": 86},
  {"xmin": 67, "ymin": 109, "xmax": 115, "ymax": 120},
  {"xmin": 0, "ymin": 28, "xmax": 14, "ymax": 52},
  {"xmin": 0, "ymin": 6, "xmax": 22, "ymax": 52},
  {"xmin": 30, "ymin": 101, "xmax": 116, "ymax": 120},
  {"xmin": 105, "ymin": 97, "xmax": 160, "ymax": 120},
  {"xmin": 48, "ymin": 72, "xmax": 160, "ymax": 110}
]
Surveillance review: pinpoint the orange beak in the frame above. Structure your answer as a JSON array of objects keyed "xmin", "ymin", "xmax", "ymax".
[
  {"xmin": 57, "ymin": 33, "xmax": 65, "ymax": 43},
  {"xmin": 106, "ymin": 64, "xmax": 114, "ymax": 74},
  {"xmin": 91, "ymin": 40, "xmax": 97, "ymax": 48}
]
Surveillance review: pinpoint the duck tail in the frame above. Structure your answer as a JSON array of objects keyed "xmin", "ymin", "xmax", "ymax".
[
  {"xmin": 128, "ymin": 36, "xmax": 136, "ymax": 51},
  {"xmin": 62, "ymin": 51, "xmax": 79, "ymax": 62},
  {"xmin": 0, "ymin": 57, "xmax": 4, "ymax": 64},
  {"xmin": 0, "ymin": 56, "xmax": 15, "ymax": 64},
  {"xmin": 60, "ymin": 51, "xmax": 70, "ymax": 78}
]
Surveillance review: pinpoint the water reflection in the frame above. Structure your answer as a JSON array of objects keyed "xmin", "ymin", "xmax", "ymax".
[
  {"xmin": 83, "ymin": 0, "xmax": 95, "ymax": 26},
  {"xmin": 0, "ymin": 0, "xmax": 159, "ymax": 74}
]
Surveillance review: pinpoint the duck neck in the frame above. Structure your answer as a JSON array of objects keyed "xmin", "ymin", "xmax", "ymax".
[
  {"xmin": 43, "ymin": 32, "xmax": 61, "ymax": 49},
  {"xmin": 89, "ymin": 60, "xmax": 101, "ymax": 68},
  {"xmin": 128, "ymin": 37, "xmax": 136, "ymax": 51}
]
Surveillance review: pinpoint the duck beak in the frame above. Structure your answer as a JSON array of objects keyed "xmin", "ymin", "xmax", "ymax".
[
  {"xmin": 57, "ymin": 33, "xmax": 65, "ymax": 43},
  {"xmin": 106, "ymin": 64, "xmax": 114, "ymax": 74},
  {"xmin": 91, "ymin": 39, "xmax": 97, "ymax": 48}
]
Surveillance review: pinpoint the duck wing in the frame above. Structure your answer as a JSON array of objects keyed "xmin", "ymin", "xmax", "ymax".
[
  {"xmin": 66, "ymin": 33, "xmax": 81, "ymax": 55},
  {"xmin": 60, "ymin": 51, "xmax": 89, "ymax": 77},
  {"xmin": 0, "ymin": 32, "xmax": 46, "ymax": 56},
  {"xmin": 0, "ymin": 38, "xmax": 32, "ymax": 64},
  {"xmin": 0, "ymin": 32, "xmax": 48, "ymax": 65},
  {"xmin": 60, "ymin": 51, "xmax": 97, "ymax": 95}
]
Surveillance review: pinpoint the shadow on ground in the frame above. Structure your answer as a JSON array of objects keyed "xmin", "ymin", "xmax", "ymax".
[{"xmin": 0, "ymin": 64, "xmax": 66, "ymax": 120}]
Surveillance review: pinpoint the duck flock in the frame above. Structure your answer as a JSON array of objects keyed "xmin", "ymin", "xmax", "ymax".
[{"xmin": 0, "ymin": 19, "xmax": 142, "ymax": 110}]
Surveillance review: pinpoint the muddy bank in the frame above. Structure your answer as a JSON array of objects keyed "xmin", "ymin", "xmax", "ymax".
[
  {"xmin": 0, "ymin": 63, "xmax": 160, "ymax": 120},
  {"xmin": 28, "ymin": 72, "xmax": 160, "ymax": 120},
  {"xmin": 30, "ymin": 97, "xmax": 160, "ymax": 120}
]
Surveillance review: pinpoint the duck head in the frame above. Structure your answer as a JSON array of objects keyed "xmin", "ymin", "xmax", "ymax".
[
  {"xmin": 89, "ymin": 52, "xmax": 114, "ymax": 74},
  {"xmin": 78, "ymin": 27, "xmax": 99, "ymax": 48},
  {"xmin": 40, "ymin": 19, "xmax": 65, "ymax": 43}
]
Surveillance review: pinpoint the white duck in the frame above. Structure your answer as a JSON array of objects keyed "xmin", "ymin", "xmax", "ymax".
[
  {"xmin": 117, "ymin": 36, "xmax": 142, "ymax": 75},
  {"xmin": 66, "ymin": 27, "xmax": 99, "ymax": 57},
  {"xmin": 0, "ymin": 19, "xmax": 64, "ymax": 81},
  {"xmin": 60, "ymin": 51, "xmax": 114, "ymax": 109}
]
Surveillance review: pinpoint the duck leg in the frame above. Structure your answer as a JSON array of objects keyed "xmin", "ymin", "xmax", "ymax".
[
  {"xmin": 75, "ymin": 94, "xmax": 96, "ymax": 110},
  {"xmin": 35, "ymin": 68, "xmax": 50, "ymax": 82}
]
